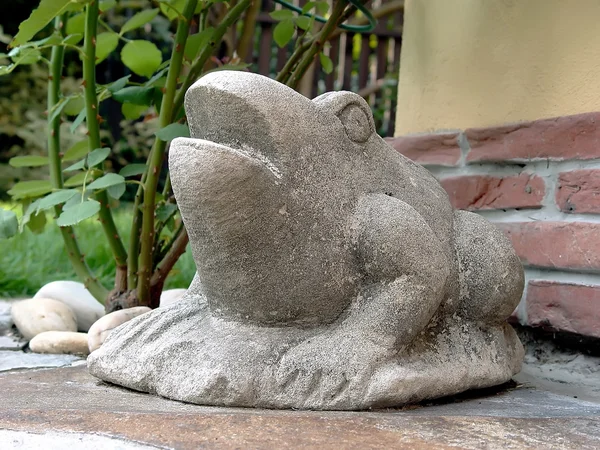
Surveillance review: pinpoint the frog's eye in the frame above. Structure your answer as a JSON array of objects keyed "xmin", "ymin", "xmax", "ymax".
[
  {"xmin": 337, "ymin": 103, "xmax": 373, "ymax": 143},
  {"xmin": 312, "ymin": 91, "xmax": 375, "ymax": 143}
]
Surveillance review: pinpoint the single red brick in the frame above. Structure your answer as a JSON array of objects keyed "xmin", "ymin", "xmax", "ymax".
[
  {"xmin": 465, "ymin": 112, "xmax": 600, "ymax": 162},
  {"xmin": 556, "ymin": 169, "xmax": 600, "ymax": 214},
  {"xmin": 526, "ymin": 280, "xmax": 600, "ymax": 338},
  {"xmin": 385, "ymin": 133, "xmax": 461, "ymax": 166},
  {"xmin": 497, "ymin": 222, "xmax": 600, "ymax": 271},
  {"xmin": 441, "ymin": 174, "xmax": 545, "ymax": 211}
]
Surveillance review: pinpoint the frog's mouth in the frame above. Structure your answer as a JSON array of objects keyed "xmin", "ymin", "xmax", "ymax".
[{"xmin": 175, "ymin": 137, "xmax": 283, "ymax": 181}]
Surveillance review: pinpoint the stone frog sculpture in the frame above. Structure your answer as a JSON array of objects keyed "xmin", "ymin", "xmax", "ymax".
[{"xmin": 88, "ymin": 71, "xmax": 524, "ymax": 410}]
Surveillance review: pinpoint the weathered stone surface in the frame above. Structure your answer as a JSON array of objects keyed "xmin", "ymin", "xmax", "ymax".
[
  {"xmin": 0, "ymin": 351, "xmax": 81, "ymax": 372},
  {"xmin": 29, "ymin": 331, "xmax": 90, "ymax": 355},
  {"xmin": 556, "ymin": 169, "xmax": 600, "ymax": 213},
  {"xmin": 466, "ymin": 112, "xmax": 600, "ymax": 162},
  {"xmin": 160, "ymin": 288, "xmax": 187, "ymax": 307},
  {"xmin": 11, "ymin": 298, "xmax": 77, "ymax": 340},
  {"xmin": 3, "ymin": 366, "xmax": 600, "ymax": 449},
  {"xmin": 34, "ymin": 281, "xmax": 104, "ymax": 332},
  {"xmin": 89, "ymin": 72, "xmax": 524, "ymax": 410},
  {"xmin": 526, "ymin": 280, "xmax": 600, "ymax": 338},
  {"xmin": 441, "ymin": 173, "xmax": 546, "ymax": 211},
  {"xmin": 87, "ymin": 307, "xmax": 151, "ymax": 353},
  {"xmin": 0, "ymin": 335, "xmax": 27, "ymax": 351},
  {"xmin": 498, "ymin": 222, "xmax": 600, "ymax": 271},
  {"xmin": 385, "ymin": 133, "xmax": 462, "ymax": 166}
]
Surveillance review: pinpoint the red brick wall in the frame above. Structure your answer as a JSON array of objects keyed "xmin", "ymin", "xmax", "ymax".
[{"xmin": 386, "ymin": 111, "xmax": 600, "ymax": 339}]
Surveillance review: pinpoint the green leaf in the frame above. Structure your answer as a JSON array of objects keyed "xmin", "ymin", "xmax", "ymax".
[
  {"xmin": 121, "ymin": 9, "xmax": 159, "ymax": 35},
  {"xmin": 316, "ymin": 1, "xmax": 329, "ymax": 15},
  {"xmin": 156, "ymin": 203, "xmax": 178, "ymax": 222},
  {"xmin": 301, "ymin": 1, "xmax": 316, "ymax": 14},
  {"xmin": 273, "ymin": 20, "xmax": 295, "ymax": 48},
  {"xmin": 107, "ymin": 182, "xmax": 126, "ymax": 200},
  {"xmin": 57, "ymin": 199, "xmax": 100, "ymax": 226},
  {"xmin": 86, "ymin": 173, "xmax": 125, "ymax": 190},
  {"xmin": 11, "ymin": 0, "xmax": 82, "ymax": 47},
  {"xmin": 63, "ymin": 159, "xmax": 86, "ymax": 172},
  {"xmin": 64, "ymin": 172, "xmax": 87, "ymax": 187},
  {"xmin": 107, "ymin": 75, "xmax": 131, "ymax": 93},
  {"xmin": 0, "ymin": 209, "xmax": 18, "ymax": 239},
  {"xmin": 70, "ymin": 109, "xmax": 86, "ymax": 133},
  {"xmin": 36, "ymin": 189, "xmax": 78, "ymax": 212},
  {"xmin": 8, "ymin": 180, "xmax": 53, "ymax": 200},
  {"xmin": 296, "ymin": 16, "xmax": 311, "ymax": 31},
  {"xmin": 111, "ymin": 86, "xmax": 155, "ymax": 105},
  {"xmin": 26, "ymin": 210, "xmax": 47, "ymax": 234},
  {"xmin": 62, "ymin": 33, "xmax": 83, "ymax": 45},
  {"xmin": 122, "ymin": 102, "xmax": 148, "ymax": 120},
  {"xmin": 319, "ymin": 52, "xmax": 333, "ymax": 74},
  {"xmin": 64, "ymin": 147, "xmax": 109, "ymax": 171},
  {"xmin": 270, "ymin": 9, "xmax": 294, "ymax": 21},
  {"xmin": 121, "ymin": 40, "xmax": 162, "ymax": 78},
  {"xmin": 10, "ymin": 48, "xmax": 42, "ymax": 65},
  {"xmin": 0, "ymin": 65, "xmax": 14, "ymax": 75},
  {"xmin": 9, "ymin": 155, "xmax": 48, "ymax": 167},
  {"xmin": 159, "ymin": 0, "xmax": 186, "ymax": 21},
  {"xmin": 99, "ymin": 0, "xmax": 117, "ymax": 12},
  {"xmin": 63, "ymin": 96, "xmax": 85, "ymax": 116},
  {"xmin": 95, "ymin": 32, "xmax": 119, "ymax": 64},
  {"xmin": 145, "ymin": 66, "xmax": 169, "ymax": 86},
  {"xmin": 119, "ymin": 164, "xmax": 147, "ymax": 177},
  {"xmin": 155, "ymin": 123, "xmax": 190, "ymax": 141},
  {"xmin": 63, "ymin": 141, "xmax": 89, "ymax": 161},
  {"xmin": 184, "ymin": 28, "xmax": 214, "ymax": 61},
  {"xmin": 47, "ymin": 98, "xmax": 69, "ymax": 123},
  {"xmin": 87, "ymin": 147, "xmax": 111, "ymax": 167},
  {"xmin": 20, "ymin": 200, "xmax": 39, "ymax": 232},
  {"xmin": 66, "ymin": 13, "xmax": 85, "ymax": 35}
]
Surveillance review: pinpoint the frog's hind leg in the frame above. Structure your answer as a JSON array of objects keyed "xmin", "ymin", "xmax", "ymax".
[{"xmin": 452, "ymin": 210, "xmax": 524, "ymax": 324}]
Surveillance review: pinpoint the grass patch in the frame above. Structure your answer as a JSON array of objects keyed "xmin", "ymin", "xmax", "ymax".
[{"xmin": 0, "ymin": 202, "xmax": 195, "ymax": 298}]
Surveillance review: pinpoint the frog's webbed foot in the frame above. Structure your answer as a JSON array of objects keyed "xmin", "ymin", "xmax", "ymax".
[{"xmin": 275, "ymin": 329, "xmax": 390, "ymax": 408}]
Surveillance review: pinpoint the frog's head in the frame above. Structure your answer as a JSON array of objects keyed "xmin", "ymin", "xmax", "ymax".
[{"xmin": 169, "ymin": 71, "xmax": 380, "ymax": 325}]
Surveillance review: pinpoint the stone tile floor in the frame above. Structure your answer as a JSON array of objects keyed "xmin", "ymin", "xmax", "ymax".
[{"xmin": 1, "ymin": 299, "xmax": 599, "ymax": 449}]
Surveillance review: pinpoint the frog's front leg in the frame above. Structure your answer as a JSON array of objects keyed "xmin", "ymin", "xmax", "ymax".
[
  {"xmin": 345, "ymin": 193, "xmax": 451, "ymax": 348},
  {"xmin": 275, "ymin": 194, "xmax": 451, "ymax": 407}
]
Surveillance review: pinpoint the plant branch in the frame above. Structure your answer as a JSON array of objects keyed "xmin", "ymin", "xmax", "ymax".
[
  {"xmin": 172, "ymin": 0, "xmax": 253, "ymax": 116},
  {"xmin": 83, "ymin": 0, "xmax": 128, "ymax": 292},
  {"xmin": 48, "ymin": 15, "xmax": 108, "ymax": 303},
  {"xmin": 236, "ymin": 0, "xmax": 261, "ymax": 61},
  {"xmin": 150, "ymin": 227, "xmax": 189, "ymax": 289},
  {"xmin": 286, "ymin": 0, "xmax": 348, "ymax": 89},
  {"xmin": 127, "ymin": 181, "xmax": 143, "ymax": 290},
  {"xmin": 137, "ymin": 0, "xmax": 199, "ymax": 305},
  {"xmin": 275, "ymin": 38, "xmax": 313, "ymax": 84}
]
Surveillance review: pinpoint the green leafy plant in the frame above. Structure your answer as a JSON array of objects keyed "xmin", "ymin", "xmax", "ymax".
[{"xmin": 0, "ymin": 0, "xmax": 382, "ymax": 311}]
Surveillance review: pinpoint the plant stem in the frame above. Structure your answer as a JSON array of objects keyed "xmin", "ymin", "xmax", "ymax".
[
  {"xmin": 286, "ymin": 0, "xmax": 348, "ymax": 89},
  {"xmin": 150, "ymin": 228, "xmax": 189, "ymax": 289},
  {"xmin": 276, "ymin": 38, "xmax": 313, "ymax": 84},
  {"xmin": 137, "ymin": 0, "xmax": 199, "ymax": 305},
  {"xmin": 47, "ymin": 15, "xmax": 108, "ymax": 303},
  {"xmin": 172, "ymin": 0, "xmax": 253, "ymax": 116},
  {"xmin": 127, "ymin": 177, "xmax": 144, "ymax": 289},
  {"xmin": 236, "ymin": 0, "xmax": 261, "ymax": 61},
  {"xmin": 83, "ymin": 0, "xmax": 128, "ymax": 292}
]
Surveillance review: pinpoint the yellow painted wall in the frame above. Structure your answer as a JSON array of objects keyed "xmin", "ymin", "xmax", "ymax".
[{"xmin": 395, "ymin": 0, "xmax": 600, "ymax": 135}]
